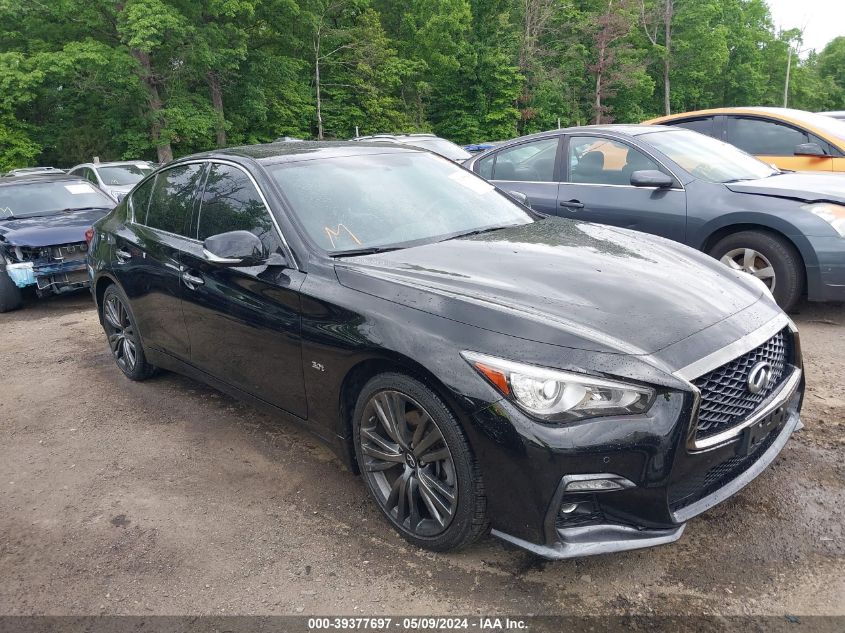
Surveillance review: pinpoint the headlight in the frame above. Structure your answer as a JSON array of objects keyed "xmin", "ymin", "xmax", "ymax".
[
  {"xmin": 803, "ymin": 202, "xmax": 845, "ymax": 237},
  {"xmin": 461, "ymin": 351, "xmax": 655, "ymax": 423}
]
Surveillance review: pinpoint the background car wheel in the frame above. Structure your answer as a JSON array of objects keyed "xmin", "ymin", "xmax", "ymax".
[
  {"xmin": 709, "ymin": 230, "xmax": 803, "ymax": 312},
  {"xmin": 101, "ymin": 285, "xmax": 156, "ymax": 381},
  {"xmin": 0, "ymin": 269, "xmax": 23, "ymax": 313},
  {"xmin": 352, "ymin": 372, "xmax": 488, "ymax": 552}
]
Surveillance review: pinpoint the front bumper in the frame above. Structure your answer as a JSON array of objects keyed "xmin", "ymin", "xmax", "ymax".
[
  {"xmin": 477, "ymin": 317, "xmax": 803, "ymax": 560},
  {"xmin": 805, "ymin": 235, "xmax": 845, "ymax": 302},
  {"xmin": 491, "ymin": 368, "xmax": 801, "ymax": 559},
  {"xmin": 4, "ymin": 245, "xmax": 90, "ymax": 295}
]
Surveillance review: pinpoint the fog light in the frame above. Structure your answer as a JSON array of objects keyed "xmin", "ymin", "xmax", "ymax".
[
  {"xmin": 559, "ymin": 503, "xmax": 578, "ymax": 515},
  {"xmin": 562, "ymin": 474, "xmax": 635, "ymax": 493}
]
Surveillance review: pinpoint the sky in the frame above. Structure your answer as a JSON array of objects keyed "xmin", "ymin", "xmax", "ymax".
[{"xmin": 766, "ymin": 0, "xmax": 845, "ymax": 53}]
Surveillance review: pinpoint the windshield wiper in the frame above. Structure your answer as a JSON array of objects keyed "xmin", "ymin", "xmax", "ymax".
[
  {"xmin": 441, "ymin": 224, "xmax": 518, "ymax": 241},
  {"xmin": 331, "ymin": 246, "xmax": 403, "ymax": 257},
  {"xmin": 51, "ymin": 206, "xmax": 112, "ymax": 213}
]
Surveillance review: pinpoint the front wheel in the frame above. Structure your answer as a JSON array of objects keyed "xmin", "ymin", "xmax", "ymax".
[
  {"xmin": 352, "ymin": 373, "xmax": 488, "ymax": 551},
  {"xmin": 0, "ymin": 269, "xmax": 23, "ymax": 313},
  {"xmin": 709, "ymin": 230, "xmax": 804, "ymax": 312}
]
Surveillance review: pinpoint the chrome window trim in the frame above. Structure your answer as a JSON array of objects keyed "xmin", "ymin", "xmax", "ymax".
[
  {"xmin": 673, "ymin": 312, "xmax": 791, "ymax": 382},
  {"xmin": 129, "ymin": 158, "xmax": 299, "ymax": 271},
  {"xmin": 554, "ymin": 181, "xmax": 684, "ymax": 192}
]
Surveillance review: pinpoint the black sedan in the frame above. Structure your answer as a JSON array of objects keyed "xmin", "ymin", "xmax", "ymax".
[
  {"xmin": 0, "ymin": 174, "xmax": 115, "ymax": 311},
  {"xmin": 88, "ymin": 142, "xmax": 804, "ymax": 559},
  {"xmin": 464, "ymin": 125, "xmax": 845, "ymax": 311}
]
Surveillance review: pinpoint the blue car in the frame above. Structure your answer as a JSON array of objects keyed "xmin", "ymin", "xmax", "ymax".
[
  {"xmin": 0, "ymin": 174, "xmax": 115, "ymax": 311},
  {"xmin": 464, "ymin": 125, "xmax": 845, "ymax": 311}
]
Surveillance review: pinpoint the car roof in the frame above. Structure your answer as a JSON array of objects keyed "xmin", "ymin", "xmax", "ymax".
[
  {"xmin": 175, "ymin": 140, "xmax": 426, "ymax": 166},
  {"xmin": 481, "ymin": 124, "xmax": 676, "ymax": 146},
  {"xmin": 70, "ymin": 161, "xmax": 155, "ymax": 169},
  {"xmin": 0, "ymin": 174, "xmax": 88, "ymax": 187},
  {"xmin": 354, "ymin": 133, "xmax": 438, "ymax": 140}
]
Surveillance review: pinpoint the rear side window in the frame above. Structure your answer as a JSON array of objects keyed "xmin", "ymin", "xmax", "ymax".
[
  {"xmin": 196, "ymin": 164, "xmax": 280, "ymax": 252},
  {"xmin": 145, "ymin": 164, "xmax": 202, "ymax": 235},
  {"xmin": 726, "ymin": 117, "xmax": 808, "ymax": 155},
  {"xmin": 490, "ymin": 138, "xmax": 558, "ymax": 182},
  {"xmin": 129, "ymin": 177, "xmax": 155, "ymax": 221},
  {"xmin": 671, "ymin": 117, "xmax": 714, "ymax": 137}
]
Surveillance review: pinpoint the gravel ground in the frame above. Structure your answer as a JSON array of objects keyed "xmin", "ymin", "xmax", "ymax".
[{"xmin": 0, "ymin": 291, "xmax": 843, "ymax": 616}]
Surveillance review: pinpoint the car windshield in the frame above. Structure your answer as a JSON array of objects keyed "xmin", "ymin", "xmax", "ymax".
[
  {"xmin": 97, "ymin": 164, "xmax": 155, "ymax": 186},
  {"xmin": 0, "ymin": 180, "xmax": 115, "ymax": 219},
  {"xmin": 641, "ymin": 129, "xmax": 778, "ymax": 183},
  {"xmin": 403, "ymin": 138, "xmax": 472, "ymax": 161},
  {"xmin": 267, "ymin": 151, "xmax": 533, "ymax": 253}
]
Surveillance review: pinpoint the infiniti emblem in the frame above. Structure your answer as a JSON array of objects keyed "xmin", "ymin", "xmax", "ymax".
[{"xmin": 747, "ymin": 361, "xmax": 773, "ymax": 394}]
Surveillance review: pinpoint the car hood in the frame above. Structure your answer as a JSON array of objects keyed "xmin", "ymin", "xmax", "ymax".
[
  {"xmin": 335, "ymin": 219, "xmax": 765, "ymax": 355},
  {"xmin": 0, "ymin": 208, "xmax": 109, "ymax": 247},
  {"xmin": 725, "ymin": 172, "xmax": 845, "ymax": 204}
]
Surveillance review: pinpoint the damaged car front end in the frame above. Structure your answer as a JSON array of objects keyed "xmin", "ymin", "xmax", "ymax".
[{"xmin": 0, "ymin": 175, "xmax": 114, "ymax": 312}]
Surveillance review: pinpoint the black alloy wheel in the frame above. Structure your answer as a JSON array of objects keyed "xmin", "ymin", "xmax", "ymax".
[
  {"xmin": 353, "ymin": 373, "xmax": 488, "ymax": 551},
  {"xmin": 101, "ymin": 285, "xmax": 156, "ymax": 381}
]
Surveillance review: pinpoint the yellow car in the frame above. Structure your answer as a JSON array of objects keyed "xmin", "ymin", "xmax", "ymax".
[{"xmin": 644, "ymin": 107, "xmax": 845, "ymax": 173}]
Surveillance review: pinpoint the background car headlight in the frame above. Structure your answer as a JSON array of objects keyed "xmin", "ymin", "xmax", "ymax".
[
  {"xmin": 461, "ymin": 351, "xmax": 655, "ymax": 423},
  {"xmin": 803, "ymin": 203, "xmax": 845, "ymax": 237}
]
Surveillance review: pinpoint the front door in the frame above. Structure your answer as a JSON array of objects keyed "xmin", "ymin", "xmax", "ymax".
[
  {"xmin": 557, "ymin": 135, "xmax": 687, "ymax": 243},
  {"xmin": 179, "ymin": 162, "xmax": 308, "ymax": 418}
]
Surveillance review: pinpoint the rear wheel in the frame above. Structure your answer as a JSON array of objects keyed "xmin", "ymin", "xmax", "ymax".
[
  {"xmin": 0, "ymin": 269, "xmax": 23, "ymax": 313},
  {"xmin": 101, "ymin": 285, "xmax": 156, "ymax": 381},
  {"xmin": 709, "ymin": 230, "xmax": 803, "ymax": 312},
  {"xmin": 352, "ymin": 373, "xmax": 488, "ymax": 551}
]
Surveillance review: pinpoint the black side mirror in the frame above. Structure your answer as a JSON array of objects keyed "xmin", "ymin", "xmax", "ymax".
[
  {"xmin": 630, "ymin": 170, "xmax": 674, "ymax": 188},
  {"xmin": 794, "ymin": 142, "xmax": 826, "ymax": 157},
  {"xmin": 203, "ymin": 230, "xmax": 269, "ymax": 266},
  {"xmin": 507, "ymin": 190, "xmax": 531, "ymax": 208}
]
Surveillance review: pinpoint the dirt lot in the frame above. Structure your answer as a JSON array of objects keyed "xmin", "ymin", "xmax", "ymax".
[{"xmin": 0, "ymin": 291, "xmax": 843, "ymax": 617}]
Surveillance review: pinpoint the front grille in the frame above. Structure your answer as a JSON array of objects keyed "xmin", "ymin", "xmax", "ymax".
[
  {"xmin": 669, "ymin": 425, "xmax": 779, "ymax": 511},
  {"xmin": 692, "ymin": 329, "xmax": 790, "ymax": 440}
]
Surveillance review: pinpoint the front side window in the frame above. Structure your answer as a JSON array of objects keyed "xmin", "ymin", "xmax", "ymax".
[
  {"xmin": 196, "ymin": 164, "xmax": 280, "ymax": 252},
  {"xmin": 490, "ymin": 138, "xmax": 558, "ymax": 182},
  {"xmin": 144, "ymin": 164, "xmax": 203, "ymax": 235},
  {"xmin": 726, "ymin": 117, "xmax": 808, "ymax": 156},
  {"xmin": 567, "ymin": 136, "xmax": 662, "ymax": 185},
  {"xmin": 641, "ymin": 128, "xmax": 777, "ymax": 183},
  {"xmin": 267, "ymin": 152, "xmax": 533, "ymax": 253}
]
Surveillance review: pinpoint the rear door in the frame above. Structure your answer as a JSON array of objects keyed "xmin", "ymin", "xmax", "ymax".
[
  {"xmin": 556, "ymin": 134, "xmax": 687, "ymax": 242},
  {"xmin": 111, "ymin": 164, "xmax": 203, "ymax": 360},
  {"xmin": 474, "ymin": 136, "xmax": 562, "ymax": 214},
  {"xmin": 179, "ymin": 161, "xmax": 307, "ymax": 418}
]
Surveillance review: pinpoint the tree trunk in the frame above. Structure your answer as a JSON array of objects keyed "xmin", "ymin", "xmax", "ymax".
[
  {"xmin": 208, "ymin": 71, "xmax": 227, "ymax": 147},
  {"xmin": 131, "ymin": 49, "xmax": 172, "ymax": 163},
  {"xmin": 315, "ymin": 54, "xmax": 324, "ymax": 140},
  {"xmin": 663, "ymin": 0, "xmax": 673, "ymax": 115},
  {"xmin": 594, "ymin": 70, "xmax": 603, "ymax": 124}
]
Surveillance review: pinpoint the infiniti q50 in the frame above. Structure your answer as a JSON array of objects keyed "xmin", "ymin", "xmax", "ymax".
[{"xmin": 88, "ymin": 142, "xmax": 804, "ymax": 558}]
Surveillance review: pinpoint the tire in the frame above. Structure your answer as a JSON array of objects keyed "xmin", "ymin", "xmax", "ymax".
[
  {"xmin": 101, "ymin": 284, "xmax": 157, "ymax": 381},
  {"xmin": 352, "ymin": 372, "xmax": 488, "ymax": 552},
  {"xmin": 709, "ymin": 230, "xmax": 804, "ymax": 312},
  {"xmin": 0, "ymin": 269, "xmax": 23, "ymax": 313}
]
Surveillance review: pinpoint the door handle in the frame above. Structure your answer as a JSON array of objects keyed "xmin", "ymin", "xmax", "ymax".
[
  {"xmin": 181, "ymin": 271, "xmax": 204, "ymax": 289},
  {"xmin": 115, "ymin": 248, "xmax": 132, "ymax": 263},
  {"xmin": 559, "ymin": 200, "xmax": 584, "ymax": 210}
]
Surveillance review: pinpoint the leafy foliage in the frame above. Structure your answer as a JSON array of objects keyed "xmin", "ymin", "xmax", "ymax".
[{"xmin": 0, "ymin": 0, "xmax": 841, "ymax": 170}]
